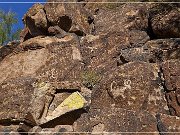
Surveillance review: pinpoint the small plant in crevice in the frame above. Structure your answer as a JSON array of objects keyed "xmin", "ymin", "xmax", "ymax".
[{"xmin": 81, "ymin": 70, "xmax": 101, "ymax": 89}]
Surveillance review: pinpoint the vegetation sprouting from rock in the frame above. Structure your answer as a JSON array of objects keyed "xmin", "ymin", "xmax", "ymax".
[{"xmin": 81, "ymin": 71, "xmax": 101, "ymax": 89}]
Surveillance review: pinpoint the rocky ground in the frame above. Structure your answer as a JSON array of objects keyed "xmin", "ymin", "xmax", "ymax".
[{"xmin": 0, "ymin": 0, "xmax": 180, "ymax": 134}]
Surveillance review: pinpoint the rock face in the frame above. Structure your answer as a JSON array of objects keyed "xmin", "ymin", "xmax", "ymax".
[
  {"xmin": 22, "ymin": 4, "xmax": 48, "ymax": 38},
  {"xmin": 0, "ymin": 1, "xmax": 180, "ymax": 134},
  {"xmin": 44, "ymin": 1, "xmax": 92, "ymax": 35},
  {"xmin": 150, "ymin": 4, "xmax": 180, "ymax": 38}
]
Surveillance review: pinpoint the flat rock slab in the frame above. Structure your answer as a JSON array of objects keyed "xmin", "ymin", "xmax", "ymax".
[
  {"xmin": 92, "ymin": 62, "xmax": 168, "ymax": 115},
  {"xmin": 0, "ymin": 77, "xmax": 36, "ymax": 121},
  {"xmin": 74, "ymin": 108, "xmax": 180, "ymax": 133}
]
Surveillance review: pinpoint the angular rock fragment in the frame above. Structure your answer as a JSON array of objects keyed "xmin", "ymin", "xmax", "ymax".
[
  {"xmin": 23, "ymin": 3, "xmax": 48, "ymax": 38},
  {"xmin": 41, "ymin": 92, "xmax": 87, "ymax": 124},
  {"xmin": 150, "ymin": 5, "xmax": 180, "ymax": 38},
  {"xmin": 44, "ymin": 1, "xmax": 91, "ymax": 35}
]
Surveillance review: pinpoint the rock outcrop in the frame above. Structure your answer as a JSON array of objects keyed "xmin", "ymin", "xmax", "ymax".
[{"xmin": 0, "ymin": 1, "xmax": 180, "ymax": 134}]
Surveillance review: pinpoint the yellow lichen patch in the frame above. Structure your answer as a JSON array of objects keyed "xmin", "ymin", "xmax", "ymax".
[
  {"xmin": 42, "ymin": 92, "xmax": 87, "ymax": 124},
  {"xmin": 33, "ymin": 81, "xmax": 50, "ymax": 91},
  {"xmin": 60, "ymin": 92, "xmax": 86, "ymax": 109}
]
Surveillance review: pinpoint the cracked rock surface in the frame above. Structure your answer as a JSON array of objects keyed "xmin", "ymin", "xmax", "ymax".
[{"xmin": 0, "ymin": 1, "xmax": 180, "ymax": 134}]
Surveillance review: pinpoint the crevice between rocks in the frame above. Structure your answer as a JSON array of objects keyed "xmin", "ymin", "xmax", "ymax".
[
  {"xmin": 0, "ymin": 119, "xmax": 20, "ymax": 126},
  {"xmin": 58, "ymin": 16, "xmax": 72, "ymax": 32},
  {"xmin": 40, "ymin": 109, "xmax": 87, "ymax": 128},
  {"xmin": 158, "ymin": 66, "xmax": 172, "ymax": 116},
  {"xmin": 55, "ymin": 88, "xmax": 81, "ymax": 94},
  {"xmin": 146, "ymin": 16, "xmax": 157, "ymax": 40}
]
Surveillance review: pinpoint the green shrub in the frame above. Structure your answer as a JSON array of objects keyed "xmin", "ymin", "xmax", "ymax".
[
  {"xmin": 0, "ymin": 9, "xmax": 20, "ymax": 45},
  {"xmin": 81, "ymin": 70, "xmax": 101, "ymax": 89}
]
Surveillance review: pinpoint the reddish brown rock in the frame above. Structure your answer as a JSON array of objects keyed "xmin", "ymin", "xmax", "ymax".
[
  {"xmin": 1, "ymin": 1, "xmax": 180, "ymax": 134},
  {"xmin": 0, "ymin": 42, "xmax": 19, "ymax": 62},
  {"xmin": 0, "ymin": 34, "xmax": 89, "ymax": 132},
  {"xmin": 150, "ymin": 4, "xmax": 180, "ymax": 38},
  {"xmin": 44, "ymin": 1, "xmax": 92, "ymax": 35},
  {"xmin": 48, "ymin": 25, "xmax": 67, "ymax": 37},
  {"xmin": 74, "ymin": 108, "xmax": 180, "ymax": 133},
  {"xmin": 162, "ymin": 60, "xmax": 180, "ymax": 92},
  {"xmin": 162, "ymin": 60, "xmax": 180, "ymax": 117},
  {"xmin": 94, "ymin": 3, "xmax": 148, "ymax": 35},
  {"xmin": 20, "ymin": 27, "xmax": 33, "ymax": 42},
  {"xmin": 80, "ymin": 31, "xmax": 149, "ymax": 74},
  {"xmin": 120, "ymin": 38, "xmax": 180, "ymax": 63},
  {"xmin": 22, "ymin": 3, "xmax": 48, "ymax": 38},
  {"xmin": 0, "ymin": 77, "xmax": 36, "ymax": 121},
  {"xmin": 92, "ymin": 62, "xmax": 169, "ymax": 116},
  {"xmin": 0, "ymin": 35, "xmax": 83, "ymax": 84}
]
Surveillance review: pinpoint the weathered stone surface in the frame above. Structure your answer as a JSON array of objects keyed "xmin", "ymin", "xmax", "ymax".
[
  {"xmin": 0, "ymin": 43, "xmax": 19, "ymax": 62},
  {"xmin": 52, "ymin": 81, "xmax": 82, "ymax": 90},
  {"xmin": 74, "ymin": 108, "xmax": 180, "ymax": 133},
  {"xmin": 0, "ymin": 35, "xmax": 82, "ymax": 84},
  {"xmin": 47, "ymin": 93, "xmax": 71, "ymax": 116},
  {"xmin": 0, "ymin": 34, "xmax": 87, "ymax": 131},
  {"xmin": 1, "ymin": 1, "xmax": 180, "ymax": 134},
  {"xmin": 28, "ymin": 126, "xmax": 42, "ymax": 135},
  {"xmin": 20, "ymin": 27, "xmax": 33, "ymax": 42},
  {"xmin": 162, "ymin": 60, "xmax": 180, "ymax": 117},
  {"xmin": 48, "ymin": 26, "xmax": 67, "ymax": 38},
  {"xmin": 92, "ymin": 62, "xmax": 169, "ymax": 115},
  {"xmin": 44, "ymin": 1, "xmax": 92, "ymax": 35},
  {"xmin": 23, "ymin": 3, "xmax": 48, "ymax": 37},
  {"xmin": 0, "ymin": 43, "xmax": 49, "ymax": 84},
  {"xmin": 160, "ymin": 113, "xmax": 180, "ymax": 132},
  {"xmin": 94, "ymin": 4, "xmax": 148, "ymax": 35},
  {"xmin": 34, "ymin": 36, "xmax": 83, "ymax": 82},
  {"xmin": 42, "ymin": 92, "xmax": 87, "ymax": 124},
  {"xmin": 0, "ymin": 125, "xmax": 20, "ymax": 134},
  {"xmin": 80, "ymin": 31, "xmax": 149, "ymax": 74},
  {"xmin": 54, "ymin": 125, "xmax": 73, "ymax": 133},
  {"xmin": 0, "ymin": 77, "xmax": 36, "ymax": 121},
  {"xmin": 150, "ymin": 5, "xmax": 180, "ymax": 38},
  {"xmin": 120, "ymin": 38, "xmax": 180, "ymax": 63}
]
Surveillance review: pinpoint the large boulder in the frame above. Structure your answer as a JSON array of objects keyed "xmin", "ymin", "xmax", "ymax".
[
  {"xmin": 150, "ymin": 4, "xmax": 180, "ymax": 38},
  {"xmin": 0, "ymin": 34, "xmax": 91, "ymax": 132},
  {"xmin": 0, "ymin": 34, "xmax": 83, "ymax": 83},
  {"xmin": 44, "ymin": 1, "xmax": 92, "ymax": 35},
  {"xmin": 23, "ymin": 3, "xmax": 48, "ymax": 38},
  {"xmin": 91, "ymin": 62, "xmax": 169, "ymax": 116},
  {"xmin": 80, "ymin": 31, "xmax": 150, "ymax": 74},
  {"xmin": 93, "ymin": 3, "xmax": 148, "ymax": 35},
  {"xmin": 162, "ymin": 60, "xmax": 180, "ymax": 117}
]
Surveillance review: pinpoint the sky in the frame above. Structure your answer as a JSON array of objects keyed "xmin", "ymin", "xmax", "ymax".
[{"xmin": 0, "ymin": 0, "xmax": 47, "ymax": 32}]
